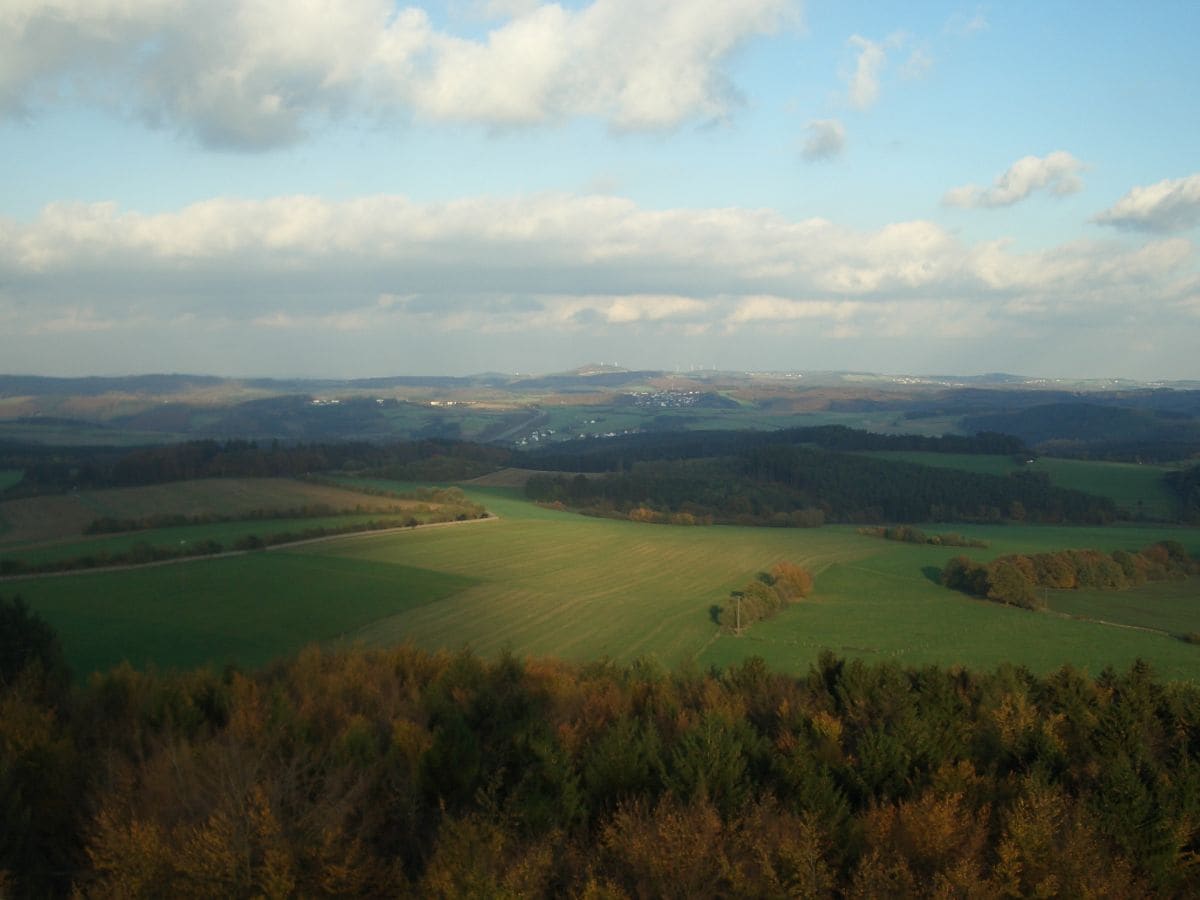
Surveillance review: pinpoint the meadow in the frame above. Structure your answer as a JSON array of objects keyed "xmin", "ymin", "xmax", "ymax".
[
  {"xmin": 0, "ymin": 476, "xmax": 423, "ymax": 547},
  {"xmin": 10, "ymin": 551, "xmax": 476, "ymax": 675},
  {"xmin": 700, "ymin": 526, "xmax": 1200, "ymax": 681},
  {"xmin": 11, "ymin": 479, "xmax": 1200, "ymax": 681},
  {"xmin": 0, "ymin": 511, "xmax": 429, "ymax": 567}
]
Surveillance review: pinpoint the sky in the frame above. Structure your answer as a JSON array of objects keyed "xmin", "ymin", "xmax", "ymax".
[{"xmin": 1, "ymin": 1, "xmax": 1199, "ymax": 380}]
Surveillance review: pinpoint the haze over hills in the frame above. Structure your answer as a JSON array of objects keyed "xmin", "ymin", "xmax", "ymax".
[{"xmin": 3, "ymin": 367, "xmax": 1198, "ymax": 397}]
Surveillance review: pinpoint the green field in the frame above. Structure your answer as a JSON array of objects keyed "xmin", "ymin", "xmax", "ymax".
[
  {"xmin": 1046, "ymin": 579, "xmax": 1200, "ymax": 637},
  {"xmin": 699, "ymin": 532, "xmax": 1200, "ymax": 681},
  {"xmin": 12, "ymin": 480, "xmax": 1200, "ymax": 681},
  {"xmin": 0, "ymin": 512, "xmax": 428, "ymax": 567},
  {"xmin": 859, "ymin": 451, "xmax": 1180, "ymax": 519},
  {"xmin": 0, "ymin": 476, "xmax": 427, "ymax": 548},
  {"xmin": 0, "ymin": 476, "xmax": 473, "ymax": 576},
  {"xmin": 10, "ymin": 553, "xmax": 476, "ymax": 675}
]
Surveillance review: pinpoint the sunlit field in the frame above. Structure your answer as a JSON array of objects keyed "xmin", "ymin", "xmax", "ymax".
[{"xmin": 13, "ymin": 481, "xmax": 1200, "ymax": 680}]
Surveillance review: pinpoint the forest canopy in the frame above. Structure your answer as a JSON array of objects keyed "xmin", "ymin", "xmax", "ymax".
[
  {"xmin": 3, "ymin": 632, "xmax": 1199, "ymax": 897},
  {"xmin": 526, "ymin": 448, "xmax": 1116, "ymax": 526}
]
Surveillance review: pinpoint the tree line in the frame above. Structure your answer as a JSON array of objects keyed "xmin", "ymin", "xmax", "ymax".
[
  {"xmin": 856, "ymin": 525, "xmax": 987, "ymax": 548},
  {"xmin": 0, "ymin": 439, "xmax": 512, "ymax": 495},
  {"xmin": 4, "ymin": 610, "xmax": 1200, "ymax": 896},
  {"xmin": 526, "ymin": 448, "xmax": 1117, "ymax": 526},
  {"xmin": 524, "ymin": 425, "xmax": 1029, "ymax": 474},
  {"xmin": 1167, "ymin": 463, "xmax": 1200, "ymax": 522},
  {"xmin": 942, "ymin": 541, "xmax": 1197, "ymax": 610},
  {"xmin": 717, "ymin": 562, "xmax": 813, "ymax": 634}
]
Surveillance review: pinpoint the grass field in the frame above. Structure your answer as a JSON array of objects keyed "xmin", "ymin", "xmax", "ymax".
[
  {"xmin": 0, "ymin": 512, "xmax": 432, "ymax": 566},
  {"xmin": 0, "ymin": 477, "xmax": 430, "ymax": 548},
  {"xmin": 859, "ymin": 451, "xmax": 1180, "ymax": 519},
  {"xmin": 1046, "ymin": 580, "xmax": 1200, "ymax": 637},
  {"xmin": 11, "ymin": 553, "xmax": 476, "ymax": 675},
  {"xmin": 700, "ymin": 531, "xmax": 1200, "ymax": 681},
  {"xmin": 12, "ymin": 481, "xmax": 1200, "ymax": 681}
]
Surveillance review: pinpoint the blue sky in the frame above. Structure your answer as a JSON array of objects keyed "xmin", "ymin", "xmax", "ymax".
[{"xmin": 1, "ymin": 0, "xmax": 1198, "ymax": 379}]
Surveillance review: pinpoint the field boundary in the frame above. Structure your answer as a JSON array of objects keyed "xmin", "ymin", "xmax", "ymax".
[
  {"xmin": 1049, "ymin": 608, "xmax": 1174, "ymax": 638},
  {"xmin": 0, "ymin": 514, "xmax": 499, "ymax": 583}
]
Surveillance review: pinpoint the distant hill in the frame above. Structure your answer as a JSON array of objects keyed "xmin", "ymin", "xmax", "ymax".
[
  {"xmin": 0, "ymin": 374, "xmax": 226, "ymax": 396},
  {"xmin": 508, "ymin": 370, "xmax": 663, "ymax": 391}
]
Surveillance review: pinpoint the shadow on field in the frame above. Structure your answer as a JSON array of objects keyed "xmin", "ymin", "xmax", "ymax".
[{"xmin": 922, "ymin": 566, "xmax": 944, "ymax": 586}]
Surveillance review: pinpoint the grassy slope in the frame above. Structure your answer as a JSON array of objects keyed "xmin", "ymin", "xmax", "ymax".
[
  {"xmin": 0, "ymin": 477, "xmax": 422, "ymax": 547},
  {"xmin": 1046, "ymin": 580, "xmax": 1200, "ymax": 637},
  {"xmin": 0, "ymin": 512, "xmax": 435, "ymax": 566},
  {"xmin": 701, "ymin": 526, "xmax": 1200, "ymax": 681},
  {"xmin": 13, "ymin": 480, "xmax": 1200, "ymax": 680},
  {"xmin": 315, "ymin": 491, "xmax": 870, "ymax": 668},
  {"xmin": 858, "ymin": 451, "xmax": 1179, "ymax": 519},
  {"xmin": 323, "ymin": 489, "xmax": 1200, "ymax": 680}
]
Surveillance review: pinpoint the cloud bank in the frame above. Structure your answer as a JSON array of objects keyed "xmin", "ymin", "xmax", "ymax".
[
  {"xmin": 2, "ymin": 193, "xmax": 1194, "ymax": 373},
  {"xmin": 944, "ymin": 152, "xmax": 1086, "ymax": 209},
  {"xmin": 0, "ymin": 0, "xmax": 796, "ymax": 148}
]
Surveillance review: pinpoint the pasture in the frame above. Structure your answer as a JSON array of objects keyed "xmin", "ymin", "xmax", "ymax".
[
  {"xmin": 0, "ymin": 512, "xmax": 428, "ymax": 567},
  {"xmin": 0, "ymin": 477, "xmax": 422, "ymax": 548},
  {"xmin": 700, "ymin": 529, "xmax": 1200, "ymax": 681},
  {"xmin": 12, "ymin": 552, "xmax": 475, "ymax": 676},
  {"xmin": 1046, "ymin": 579, "xmax": 1200, "ymax": 637},
  {"xmin": 858, "ymin": 451, "xmax": 1180, "ymax": 519},
  {"xmin": 13, "ymin": 479, "xmax": 1200, "ymax": 681}
]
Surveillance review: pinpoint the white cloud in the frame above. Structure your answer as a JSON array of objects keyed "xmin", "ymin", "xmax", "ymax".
[
  {"xmin": 800, "ymin": 118, "xmax": 846, "ymax": 162},
  {"xmin": 26, "ymin": 307, "xmax": 120, "ymax": 335},
  {"xmin": 1, "ymin": 192, "xmax": 1193, "ymax": 333},
  {"xmin": 728, "ymin": 296, "xmax": 863, "ymax": 324},
  {"xmin": 842, "ymin": 31, "xmax": 911, "ymax": 110},
  {"xmin": 845, "ymin": 34, "xmax": 887, "ymax": 109},
  {"xmin": 900, "ymin": 47, "xmax": 933, "ymax": 79},
  {"xmin": 943, "ymin": 151, "xmax": 1086, "ymax": 209},
  {"xmin": 1093, "ymin": 174, "xmax": 1200, "ymax": 234},
  {"xmin": 0, "ymin": 0, "xmax": 796, "ymax": 148},
  {"xmin": 944, "ymin": 8, "xmax": 988, "ymax": 36},
  {"xmin": 2, "ymin": 191, "xmax": 1195, "ymax": 377}
]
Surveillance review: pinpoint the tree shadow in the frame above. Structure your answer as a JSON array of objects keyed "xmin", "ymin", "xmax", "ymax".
[{"xmin": 921, "ymin": 566, "xmax": 944, "ymax": 586}]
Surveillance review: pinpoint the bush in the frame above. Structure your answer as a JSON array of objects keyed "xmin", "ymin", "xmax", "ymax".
[{"xmin": 719, "ymin": 562, "xmax": 813, "ymax": 633}]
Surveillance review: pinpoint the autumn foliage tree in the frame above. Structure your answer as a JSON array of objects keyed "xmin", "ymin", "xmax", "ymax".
[
  {"xmin": 942, "ymin": 542, "xmax": 1197, "ymax": 610},
  {"xmin": 718, "ymin": 562, "xmax": 813, "ymax": 634},
  {"xmin": 5, "ymin": 627, "xmax": 1200, "ymax": 895}
]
